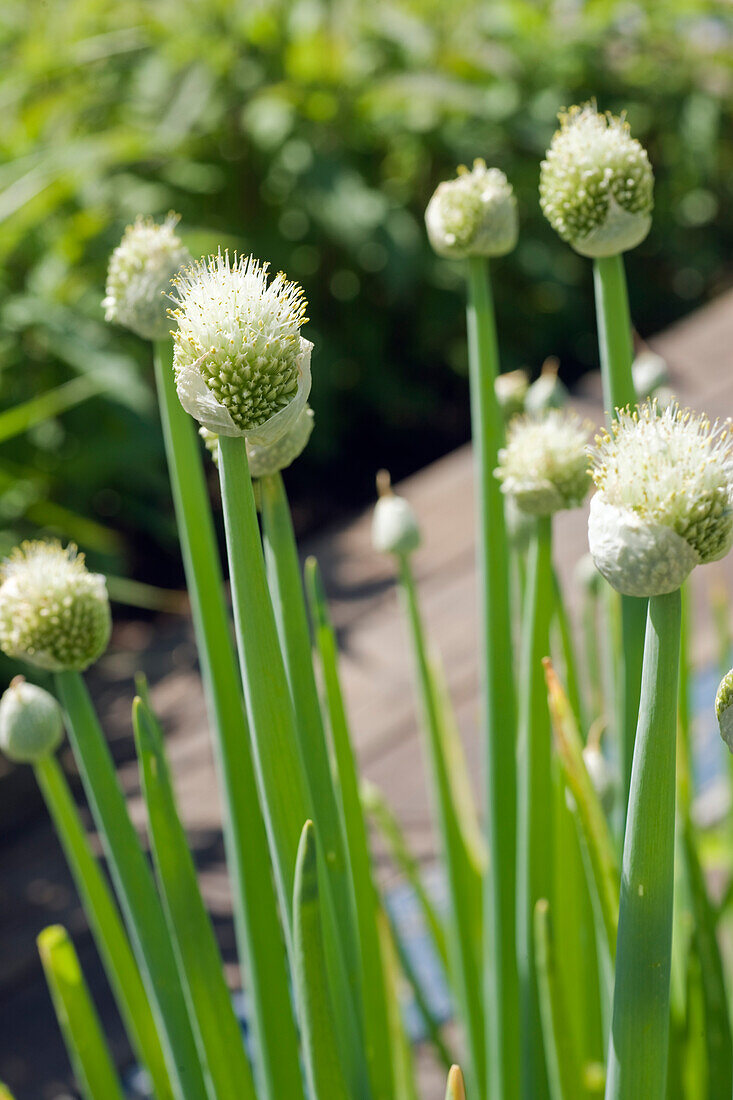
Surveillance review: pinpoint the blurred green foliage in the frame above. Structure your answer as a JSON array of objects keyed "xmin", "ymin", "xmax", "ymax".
[{"xmin": 0, "ymin": 0, "xmax": 731, "ymax": 587}]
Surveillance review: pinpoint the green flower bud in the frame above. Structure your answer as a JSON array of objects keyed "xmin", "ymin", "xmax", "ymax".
[
  {"xmin": 716, "ymin": 669, "xmax": 733, "ymax": 752},
  {"xmin": 495, "ymin": 369, "xmax": 529, "ymax": 421},
  {"xmin": 0, "ymin": 542, "xmax": 111, "ymax": 671},
  {"xmin": 632, "ymin": 349, "xmax": 669, "ymax": 399},
  {"xmin": 540, "ymin": 104, "xmax": 654, "ymax": 258},
  {"xmin": 372, "ymin": 471, "xmax": 421, "ymax": 557},
  {"xmin": 199, "ymin": 405, "xmax": 314, "ymax": 478},
  {"xmin": 171, "ymin": 252, "xmax": 312, "ymax": 447},
  {"xmin": 425, "ymin": 160, "xmax": 518, "ymax": 259},
  {"xmin": 0, "ymin": 677, "xmax": 63, "ymax": 763},
  {"xmin": 103, "ymin": 214, "xmax": 191, "ymax": 340},
  {"xmin": 525, "ymin": 358, "xmax": 568, "ymax": 414},
  {"xmin": 496, "ymin": 410, "xmax": 591, "ymax": 516},
  {"xmin": 589, "ymin": 402, "xmax": 733, "ymax": 597}
]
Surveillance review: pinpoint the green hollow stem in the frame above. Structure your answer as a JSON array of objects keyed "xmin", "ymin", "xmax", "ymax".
[
  {"xmin": 378, "ymin": 909, "xmax": 420, "ymax": 1100},
  {"xmin": 592, "ymin": 254, "xmax": 645, "ymax": 833},
  {"xmin": 55, "ymin": 669, "xmax": 207, "ymax": 1100},
  {"xmin": 397, "ymin": 552, "xmax": 485, "ymax": 1097},
  {"xmin": 33, "ymin": 754, "xmax": 173, "ymax": 1100},
  {"xmin": 304, "ymin": 555, "xmax": 396, "ymax": 1099},
  {"xmin": 133, "ymin": 696, "xmax": 256, "ymax": 1100},
  {"xmin": 152, "ymin": 341, "xmax": 302, "ymax": 1100},
  {"xmin": 534, "ymin": 900, "xmax": 584, "ymax": 1100},
  {"xmin": 605, "ymin": 589, "xmax": 681, "ymax": 1100},
  {"xmin": 293, "ymin": 821, "xmax": 351, "ymax": 1100},
  {"xmin": 465, "ymin": 255, "xmax": 519, "ymax": 1100},
  {"xmin": 517, "ymin": 515, "xmax": 554, "ymax": 1100},
  {"xmin": 38, "ymin": 925, "xmax": 125, "ymax": 1100}
]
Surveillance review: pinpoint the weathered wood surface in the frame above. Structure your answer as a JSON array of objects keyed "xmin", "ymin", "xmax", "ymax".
[{"xmin": 1, "ymin": 290, "xmax": 732, "ymax": 1098}]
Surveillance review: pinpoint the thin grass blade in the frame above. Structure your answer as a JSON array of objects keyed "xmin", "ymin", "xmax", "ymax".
[{"xmin": 534, "ymin": 900, "xmax": 585, "ymax": 1100}]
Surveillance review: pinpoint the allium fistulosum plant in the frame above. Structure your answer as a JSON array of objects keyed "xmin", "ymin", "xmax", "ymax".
[{"xmin": 2, "ymin": 100, "xmax": 733, "ymax": 1100}]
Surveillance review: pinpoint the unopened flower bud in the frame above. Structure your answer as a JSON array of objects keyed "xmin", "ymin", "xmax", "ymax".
[
  {"xmin": 504, "ymin": 496, "xmax": 535, "ymax": 553},
  {"xmin": 496, "ymin": 410, "xmax": 591, "ymax": 516},
  {"xmin": 0, "ymin": 677, "xmax": 63, "ymax": 763},
  {"xmin": 171, "ymin": 252, "xmax": 312, "ymax": 447},
  {"xmin": 525, "ymin": 358, "xmax": 568, "ymax": 414},
  {"xmin": 632, "ymin": 349, "xmax": 669, "ymax": 399},
  {"xmin": 574, "ymin": 552, "xmax": 603, "ymax": 596},
  {"xmin": 495, "ymin": 369, "xmax": 529, "ymax": 421},
  {"xmin": 425, "ymin": 160, "xmax": 518, "ymax": 259},
  {"xmin": 716, "ymin": 669, "xmax": 733, "ymax": 752},
  {"xmin": 372, "ymin": 472, "xmax": 421, "ymax": 557},
  {"xmin": 588, "ymin": 402, "xmax": 733, "ymax": 597},
  {"xmin": 540, "ymin": 104, "xmax": 654, "ymax": 258},
  {"xmin": 582, "ymin": 744, "xmax": 616, "ymax": 815},
  {"xmin": 0, "ymin": 542, "xmax": 111, "ymax": 671},
  {"xmin": 103, "ymin": 214, "xmax": 191, "ymax": 340}
]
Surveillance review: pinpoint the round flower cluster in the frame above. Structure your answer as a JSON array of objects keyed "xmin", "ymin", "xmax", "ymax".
[
  {"xmin": 495, "ymin": 410, "xmax": 591, "ymax": 516},
  {"xmin": 199, "ymin": 404, "xmax": 314, "ymax": 478},
  {"xmin": 0, "ymin": 542, "xmax": 111, "ymax": 671},
  {"xmin": 539, "ymin": 104, "xmax": 654, "ymax": 257},
  {"xmin": 103, "ymin": 214, "xmax": 191, "ymax": 340},
  {"xmin": 588, "ymin": 403, "xmax": 733, "ymax": 597},
  {"xmin": 425, "ymin": 160, "xmax": 518, "ymax": 259},
  {"xmin": 171, "ymin": 252, "xmax": 312, "ymax": 447}
]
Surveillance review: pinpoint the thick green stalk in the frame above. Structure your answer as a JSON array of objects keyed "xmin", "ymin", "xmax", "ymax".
[
  {"xmin": 465, "ymin": 255, "xmax": 519, "ymax": 1100},
  {"xmin": 605, "ymin": 590, "xmax": 681, "ymax": 1100},
  {"xmin": 593, "ymin": 254, "xmax": 645, "ymax": 829},
  {"xmin": 398, "ymin": 553, "xmax": 485, "ymax": 1097},
  {"xmin": 534, "ymin": 900, "xmax": 584, "ymax": 1100},
  {"xmin": 516, "ymin": 516, "xmax": 554, "ymax": 1100},
  {"xmin": 55, "ymin": 670, "xmax": 207, "ymax": 1100},
  {"xmin": 293, "ymin": 821, "xmax": 351, "ymax": 1100},
  {"xmin": 33, "ymin": 754, "xmax": 173, "ymax": 1100},
  {"xmin": 38, "ymin": 925, "xmax": 125, "ymax": 1100},
  {"xmin": 133, "ymin": 696, "xmax": 257, "ymax": 1100},
  {"xmin": 304, "ymin": 555, "xmax": 396, "ymax": 1099},
  {"xmin": 152, "ymin": 341, "xmax": 302, "ymax": 1100}
]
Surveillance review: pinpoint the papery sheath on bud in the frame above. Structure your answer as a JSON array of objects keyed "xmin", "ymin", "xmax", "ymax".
[
  {"xmin": 0, "ymin": 541, "xmax": 111, "ymax": 671},
  {"xmin": 372, "ymin": 471, "xmax": 421, "ymax": 557},
  {"xmin": 171, "ymin": 252, "xmax": 312, "ymax": 448},
  {"xmin": 540, "ymin": 103, "xmax": 654, "ymax": 257},
  {"xmin": 495, "ymin": 369, "xmax": 529, "ymax": 421},
  {"xmin": 588, "ymin": 402, "xmax": 733, "ymax": 597},
  {"xmin": 425, "ymin": 160, "xmax": 518, "ymax": 259},
  {"xmin": 103, "ymin": 214, "xmax": 191, "ymax": 340},
  {"xmin": 716, "ymin": 669, "xmax": 733, "ymax": 752},
  {"xmin": 200, "ymin": 405, "xmax": 314, "ymax": 478},
  {"xmin": 582, "ymin": 744, "xmax": 616, "ymax": 815},
  {"xmin": 0, "ymin": 677, "xmax": 63, "ymax": 763},
  {"xmin": 496, "ymin": 409, "xmax": 591, "ymax": 516},
  {"xmin": 525, "ymin": 357, "xmax": 568, "ymax": 414}
]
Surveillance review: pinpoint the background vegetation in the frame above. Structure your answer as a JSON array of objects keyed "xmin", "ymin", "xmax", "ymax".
[{"xmin": 1, "ymin": 0, "xmax": 731, "ymax": 592}]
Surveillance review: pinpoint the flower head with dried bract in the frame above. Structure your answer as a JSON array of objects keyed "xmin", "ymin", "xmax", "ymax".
[
  {"xmin": 103, "ymin": 214, "xmax": 191, "ymax": 340},
  {"xmin": 540, "ymin": 103, "xmax": 654, "ymax": 257},
  {"xmin": 425, "ymin": 160, "xmax": 518, "ymax": 259},
  {"xmin": 0, "ymin": 541, "xmax": 111, "ymax": 671},
  {"xmin": 199, "ymin": 404, "xmax": 314, "ymax": 479},
  {"xmin": 495, "ymin": 409, "xmax": 591, "ymax": 516},
  {"xmin": 170, "ymin": 251, "xmax": 312, "ymax": 447},
  {"xmin": 588, "ymin": 402, "xmax": 733, "ymax": 597}
]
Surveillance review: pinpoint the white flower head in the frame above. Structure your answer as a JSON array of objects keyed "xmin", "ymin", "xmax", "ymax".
[
  {"xmin": 199, "ymin": 404, "xmax": 314, "ymax": 478},
  {"xmin": 103, "ymin": 214, "xmax": 191, "ymax": 340},
  {"xmin": 0, "ymin": 542, "xmax": 111, "ymax": 671},
  {"xmin": 170, "ymin": 252, "xmax": 312, "ymax": 447},
  {"xmin": 425, "ymin": 160, "xmax": 518, "ymax": 259},
  {"xmin": 0, "ymin": 677, "xmax": 63, "ymax": 764},
  {"xmin": 540, "ymin": 104, "xmax": 654, "ymax": 257},
  {"xmin": 372, "ymin": 472, "xmax": 421, "ymax": 557},
  {"xmin": 496, "ymin": 409, "xmax": 591, "ymax": 516},
  {"xmin": 716, "ymin": 669, "xmax": 733, "ymax": 752},
  {"xmin": 588, "ymin": 402, "xmax": 733, "ymax": 597}
]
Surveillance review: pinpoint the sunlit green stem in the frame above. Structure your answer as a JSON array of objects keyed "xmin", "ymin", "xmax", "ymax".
[
  {"xmin": 517, "ymin": 515, "xmax": 554, "ymax": 1100},
  {"xmin": 605, "ymin": 590, "xmax": 681, "ymax": 1100},
  {"xmin": 397, "ymin": 552, "xmax": 485, "ymax": 1097},
  {"xmin": 593, "ymin": 254, "xmax": 645, "ymax": 832},
  {"xmin": 465, "ymin": 254, "xmax": 519, "ymax": 1100},
  {"xmin": 38, "ymin": 925, "xmax": 125, "ymax": 1100},
  {"xmin": 152, "ymin": 342, "xmax": 301, "ymax": 1100},
  {"xmin": 33, "ymin": 754, "xmax": 173, "ymax": 1100},
  {"xmin": 55, "ymin": 670, "xmax": 207, "ymax": 1100}
]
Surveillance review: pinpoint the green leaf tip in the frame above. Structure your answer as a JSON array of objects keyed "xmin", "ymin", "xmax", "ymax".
[{"xmin": 446, "ymin": 1064, "xmax": 467, "ymax": 1100}]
